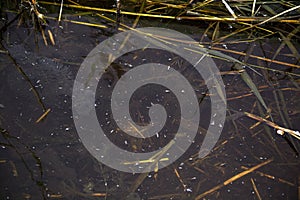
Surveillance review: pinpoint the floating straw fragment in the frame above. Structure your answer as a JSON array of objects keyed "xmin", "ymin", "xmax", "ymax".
[
  {"xmin": 195, "ymin": 159, "xmax": 273, "ymax": 199},
  {"xmin": 250, "ymin": 178, "xmax": 262, "ymax": 200},
  {"xmin": 243, "ymin": 112, "xmax": 300, "ymax": 140},
  {"xmin": 36, "ymin": 108, "xmax": 51, "ymax": 123},
  {"xmin": 58, "ymin": 0, "xmax": 63, "ymax": 22}
]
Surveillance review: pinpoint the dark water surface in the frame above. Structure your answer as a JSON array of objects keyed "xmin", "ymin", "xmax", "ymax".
[{"xmin": 0, "ymin": 2, "xmax": 300, "ymax": 200}]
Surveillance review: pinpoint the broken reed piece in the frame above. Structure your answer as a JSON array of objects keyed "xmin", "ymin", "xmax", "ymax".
[
  {"xmin": 243, "ymin": 112, "xmax": 300, "ymax": 140},
  {"xmin": 36, "ymin": 108, "xmax": 51, "ymax": 123}
]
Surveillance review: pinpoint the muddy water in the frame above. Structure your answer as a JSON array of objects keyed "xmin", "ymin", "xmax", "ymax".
[{"xmin": 0, "ymin": 6, "xmax": 300, "ymax": 200}]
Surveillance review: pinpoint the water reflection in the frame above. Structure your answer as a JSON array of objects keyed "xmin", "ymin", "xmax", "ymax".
[{"xmin": 0, "ymin": 2, "xmax": 299, "ymax": 200}]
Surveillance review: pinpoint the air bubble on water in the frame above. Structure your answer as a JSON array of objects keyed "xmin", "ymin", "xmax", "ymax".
[
  {"xmin": 181, "ymin": 89, "xmax": 185, "ymax": 93},
  {"xmin": 124, "ymin": 140, "xmax": 128, "ymax": 145},
  {"xmin": 185, "ymin": 188, "xmax": 192, "ymax": 193},
  {"xmin": 156, "ymin": 133, "xmax": 159, "ymax": 138},
  {"xmin": 219, "ymin": 124, "xmax": 223, "ymax": 127},
  {"xmin": 65, "ymin": 127, "xmax": 70, "ymax": 131},
  {"xmin": 165, "ymin": 89, "xmax": 170, "ymax": 93}
]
